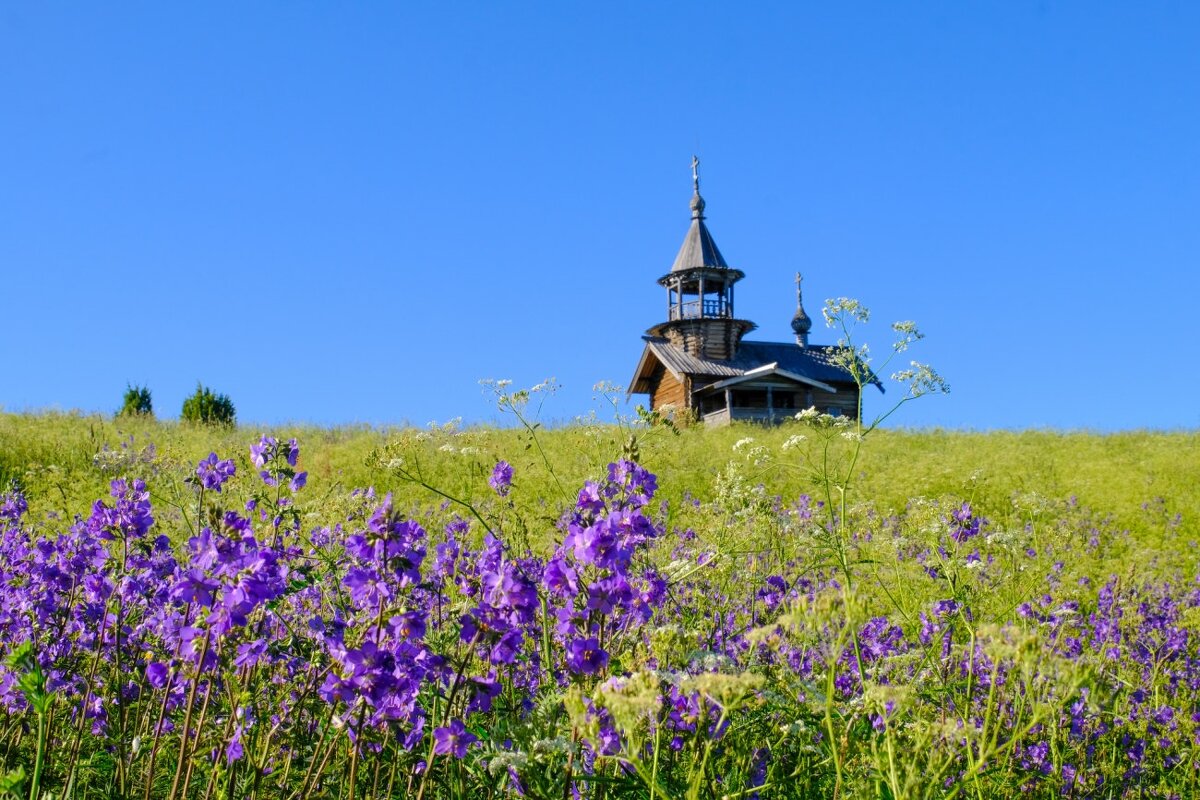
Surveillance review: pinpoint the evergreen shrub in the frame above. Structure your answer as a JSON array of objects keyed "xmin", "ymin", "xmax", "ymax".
[
  {"xmin": 181, "ymin": 383, "xmax": 236, "ymax": 426},
  {"xmin": 117, "ymin": 384, "xmax": 153, "ymax": 417}
]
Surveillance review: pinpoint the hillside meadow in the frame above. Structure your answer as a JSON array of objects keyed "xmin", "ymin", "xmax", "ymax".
[
  {"xmin": 2, "ymin": 410, "xmax": 1196, "ymax": 549},
  {"xmin": 0, "ymin": 407, "xmax": 1197, "ymax": 798}
]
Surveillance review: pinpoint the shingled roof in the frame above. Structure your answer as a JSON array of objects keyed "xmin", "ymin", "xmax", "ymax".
[
  {"xmin": 630, "ymin": 336, "xmax": 884, "ymax": 394},
  {"xmin": 670, "ymin": 215, "xmax": 728, "ymax": 272}
]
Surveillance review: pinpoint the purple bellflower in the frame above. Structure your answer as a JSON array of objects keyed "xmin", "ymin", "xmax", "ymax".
[
  {"xmin": 432, "ymin": 719, "xmax": 478, "ymax": 758},
  {"xmin": 489, "ymin": 461, "xmax": 513, "ymax": 497},
  {"xmin": 196, "ymin": 453, "xmax": 236, "ymax": 492}
]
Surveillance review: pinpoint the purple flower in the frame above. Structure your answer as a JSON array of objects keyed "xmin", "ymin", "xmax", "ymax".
[
  {"xmin": 432, "ymin": 719, "xmax": 477, "ymax": 758},
  {"xmin": 489, "ymin": 461, "xmax": 513, "ymax": 497},
  {"xmin": 250, "ymin": 436, "xmax": 301, "ymax": 486},
  {"xmin": 226, "ymin": 725, "xmax": 245, "ymax": 764},
  {"xmin": 465, "ymin": 676, "xmax": 502, "ymax": 713},
  {"xmin": 318, "ymin": 673, "xmax": 355, "ymax": 705},
  {"xmin": 179, "ymin": 626, "xmax": 216, "ymax": 669},
  {"xmin": 170, "ymin": 569, "xmax": 220, "ymax": 607},
  {"xmin": 146, "ymin": 662, "xmax": 170, "ymax": 689},
  {"xmin": 0, "ymin": 489, "xmax": 28, "ymax": 523},
  {"xmin": 543, "ymin": 557, "xmax": 579, "ymax": 597},
  {"xmin": 434, "ymin": 535, "xmax": 460, "ymax": 580},
  {"xmin": 481, "ymin": 566, "xmax": 538, "ymax": 620},
  {"xmin": 345, "ymin": 494, "xmax": 427, "ymax": 584},
  {"xmin": 289, "ymin": 471, "xmax": 307, "ymax": 492},
  {"xmin": 459, "ymin": 606, "xmax": 514, "ymax": 650},
  {"xmin": 949, "ymin": 502, "xmax": 982, "ymax": 543},
  {"xmin": 586, "ymin": 576, "xmax": 631, "ymax": 616},
  {"xmin": 196, "ymin": 452, "xmax": 236, "ymax": 492},
  {"xmin": 570, "ymin": 519, "xmax": 621, "ymax": 568},
  {"xmin": 250, "ymin": 436, "xmax": 276, "ymax": 468},
  {"xmin": 390, "ymin": 611, "xmax": 426, "ymax": 641},
  {"xmin": 576, "ymin": 481, "xmax": 604, "ymax": 514},
  {"xmin": 608, "ymin": 459, "xmax": 657, "ymax": 506},
  {"xmin": 596, "ymin": 717, "xmax": 622, "ymax": 755},
  {"xmin": 870, "ymin": 700, "xmax": 897, "ymax": 733},
  {"xmin": 344, "ymin": 566, "xmax": 391, "ymax": 609},
  {"xmin": 932, "ymin": 599, "xmax": 959, "ymax": 618},
  {"xmin": 88, "ymin": 479, "xmax": 155, "ymax": 541},
  {"xmin": 855, "ymin": 617, "xmax": 905, "ymax": 661},
  {"xmin": 489, "ymin": 629, "xmax": 523, "ymax": 665},
  {"xmin": 234, "ymin": 639, "xmax": 268, "ymax": 669},
  {"xmin": 1025, "ymin": 740, "xmax": 1050, "ymax": 773},
  {"xmin": 566, "ymin": 637, "xmax": 609, "ymax": 675}
]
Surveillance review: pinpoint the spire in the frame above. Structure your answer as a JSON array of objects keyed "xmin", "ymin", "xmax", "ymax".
[
  {"xmin": 650, "ymin": 157, "xmax": 756, "ymax": 361},
  {"xmin": 689, "ymin": 154, "xmax": 706, "ymax": 219},
  {"xmin": 671, "ymin": 156, "xmax": 725, "ymax": 272},
  {"xmin": 791, "ymin": 272, "xmax": 812, "ymax": 347}
]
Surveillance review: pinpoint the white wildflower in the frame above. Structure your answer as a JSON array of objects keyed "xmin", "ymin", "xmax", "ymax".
[
  {"xmin": 732, "ymin": 437, "xmax": 756, "ymax": 453},
  {"xmin": 487, "ymin": 751, "xmax": 530, "ymax": 776},
  {"xmin": 531, "ymin": 737, "xmax": 577, "ymax": 756},
  {"xmin": 822, "ymin": 297, "xmax": 870, "ymax": 325},
  {"xmin": 781, "ymin": 434, "xmax": 807, "ymax": 450}
]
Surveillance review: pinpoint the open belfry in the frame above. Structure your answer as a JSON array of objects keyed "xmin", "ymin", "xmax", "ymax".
[{"xmin": 629, "ymin": 158, "xmax": 877, "ymax": 424}]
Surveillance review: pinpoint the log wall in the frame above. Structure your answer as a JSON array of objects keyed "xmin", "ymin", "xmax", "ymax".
[
  {"xmin": 809, "ymin": 386, "xmax": 861, "ymax": 419},
  {"xmin": 649, "ymin": 367, "xmax": 689, "ymax": 412}
]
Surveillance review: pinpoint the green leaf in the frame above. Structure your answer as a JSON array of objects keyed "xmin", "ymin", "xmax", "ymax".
[
  {"xmin": 6, "ymin": 641, "xmax": 51, "ymax": 714},
  {"xmin": 3, "ymin": 640, "xmax": 33, "ymax": 671},
  {"xmin": 0, "ymin": 765, "xmax": 25, "ymax": 796}
]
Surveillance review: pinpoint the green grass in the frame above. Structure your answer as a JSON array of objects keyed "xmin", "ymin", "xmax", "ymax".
[{"xmin": 2, "ymin": 410, "xmax": 1196, "ymax": 550}]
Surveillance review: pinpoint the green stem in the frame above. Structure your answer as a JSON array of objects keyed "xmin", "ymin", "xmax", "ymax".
[
  {"xmin": 27, "ymin": 709, "xmax": 47, "ymax": 800},
  {"xmin": 288, "ymin": 706, "xmax": 336, "ymax": 800}
]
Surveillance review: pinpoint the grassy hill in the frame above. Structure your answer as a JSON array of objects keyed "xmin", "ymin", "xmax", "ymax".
[{"xmin": 3, "ymin": 410, "xmax": 1196, "ymax": 550}]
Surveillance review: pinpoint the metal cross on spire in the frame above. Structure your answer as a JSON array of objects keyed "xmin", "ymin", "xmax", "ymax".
[{"xmin": 691, "ymin": 155, "xmax": 700, "ymax": 194}]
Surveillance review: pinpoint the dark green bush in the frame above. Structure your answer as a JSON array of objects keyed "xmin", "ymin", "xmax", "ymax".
[
  {"xmin": 118, "ymin": 384, "xmax": 153, "ymax": 417},
  {"xmin": 181, "ymin": 383, "xmax": 236, "ymax": 426}
]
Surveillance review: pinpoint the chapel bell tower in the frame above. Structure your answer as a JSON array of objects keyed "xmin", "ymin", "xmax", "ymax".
[{"xmin": 646, "ymin": 157, "xmax": 757, "ymax": 360}]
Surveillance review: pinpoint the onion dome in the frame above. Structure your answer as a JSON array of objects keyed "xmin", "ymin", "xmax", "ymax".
[{"xmin": 792, "ymin": 272, "xmax": 812, "ymax": 346}]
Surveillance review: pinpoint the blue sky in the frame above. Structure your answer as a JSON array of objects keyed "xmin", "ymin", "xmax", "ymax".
[{"xmin": 3, "ymin": 3, "xmax": 1198, "ymax": 430}]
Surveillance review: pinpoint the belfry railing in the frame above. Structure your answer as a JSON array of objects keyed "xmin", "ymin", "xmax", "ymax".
[{"xmin": 668, "ymin": 299, "xmax": 730, "ymax": 321}]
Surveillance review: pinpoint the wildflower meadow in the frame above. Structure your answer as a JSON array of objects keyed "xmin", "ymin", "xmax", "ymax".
[{"xmin": 0, "ymin": 309, "xmax": 1197, "ymax": 799}]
